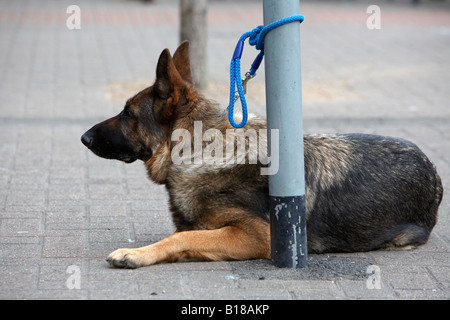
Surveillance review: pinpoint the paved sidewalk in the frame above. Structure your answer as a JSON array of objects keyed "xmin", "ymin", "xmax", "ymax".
[{"xmin": 0, "ymin": 0, "xmax": 449, "ymax": 300}]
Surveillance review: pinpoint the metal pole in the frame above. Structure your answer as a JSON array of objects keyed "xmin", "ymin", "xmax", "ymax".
[
  {"xmin": 263, "ymin": 0, "xmax": 307, "ymax": 268},
  {"xmin": 180, "ymin": 0, "xmax": 207, "ymax": 89}
]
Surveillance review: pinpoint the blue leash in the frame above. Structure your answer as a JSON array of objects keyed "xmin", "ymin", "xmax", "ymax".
[{"xmin": 228, "ymin": 15, "xmax": 305, "ymax": 128}]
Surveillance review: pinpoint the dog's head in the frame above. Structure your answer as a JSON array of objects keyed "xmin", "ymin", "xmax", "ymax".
[{"xmin": 81, "ymin": 42, "xmax": 194, "ymax": 163}]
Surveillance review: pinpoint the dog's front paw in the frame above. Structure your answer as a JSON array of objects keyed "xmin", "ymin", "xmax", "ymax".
[{"xmin": 106, "ymin": 248, "xmax": 153, "ymax": 269}]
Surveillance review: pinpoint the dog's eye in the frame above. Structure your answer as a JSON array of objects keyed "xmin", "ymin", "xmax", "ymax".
[{"xmin": 122, "ymin": 107, "xmax": 135, "ymax": 119}]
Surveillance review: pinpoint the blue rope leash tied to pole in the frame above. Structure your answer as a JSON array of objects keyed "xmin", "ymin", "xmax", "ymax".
[{"xmin": 228, "ymin": 14, "xmax": 305, "ymax": 128}]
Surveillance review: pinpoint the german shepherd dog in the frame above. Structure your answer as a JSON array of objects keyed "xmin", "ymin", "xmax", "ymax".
[{"xmin": 81, "ymin": 42, "xmax": 443, "ymax": 268}]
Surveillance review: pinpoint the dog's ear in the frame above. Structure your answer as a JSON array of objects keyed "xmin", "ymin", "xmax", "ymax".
[
  {"xmin": 172, "ymin": 41, "xmax": 194, "ymax": 85},
  {"xmin": 155, "ymin": 48, "xmax": 185, "ymax": 119},
  {"xmin": 155, "ymin": 48, "xmax": 184, "ymax": 98}
]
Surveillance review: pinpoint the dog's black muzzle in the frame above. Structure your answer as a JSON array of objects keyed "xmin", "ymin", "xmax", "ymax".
[{"xmin": 81, "ymin": 119, "xmax": 141, "ymax": 163}]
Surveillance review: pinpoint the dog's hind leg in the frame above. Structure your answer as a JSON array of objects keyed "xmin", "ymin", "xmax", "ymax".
[
  {"xmin": 379, "ymin": 223, "xmax": 431, "ymax": 251},
  {"xmin": 106, "ymin": 219, "xmax": 270, "ymax": 268}
]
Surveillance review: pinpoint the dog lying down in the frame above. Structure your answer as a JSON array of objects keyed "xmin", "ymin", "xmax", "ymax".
[{"xmin": 81, "ymin": 42, "xmax": 443, "ymax": 269}]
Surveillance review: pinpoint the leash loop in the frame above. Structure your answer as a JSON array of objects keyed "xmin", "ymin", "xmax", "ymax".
[{"xmin": 228, "ymin": 15, "xmax": 305, "ymax": 128}]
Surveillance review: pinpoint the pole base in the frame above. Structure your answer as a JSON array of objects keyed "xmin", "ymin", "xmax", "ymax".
[{"xmin": 270, "ymin": 195, "xmax": 307, "ymax": 268}]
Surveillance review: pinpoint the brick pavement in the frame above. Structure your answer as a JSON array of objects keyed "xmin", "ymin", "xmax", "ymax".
[{"xmin": 0, "ymin": 0, "xmax": 449, "ymax": 300}]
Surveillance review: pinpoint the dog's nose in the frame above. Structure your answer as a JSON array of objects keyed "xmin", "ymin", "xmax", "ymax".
[{"xmin": 81, "ymin": 133, "xmax": 93, "ymax": 147}]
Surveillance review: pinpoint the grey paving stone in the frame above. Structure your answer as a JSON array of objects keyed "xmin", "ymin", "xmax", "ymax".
[{"xmin": 0, "ymin": 0, "xmax": 449, "ymax": 300}]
